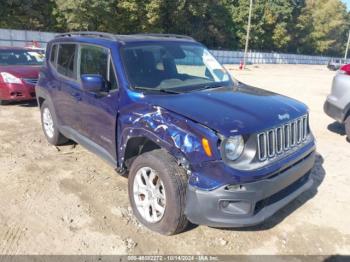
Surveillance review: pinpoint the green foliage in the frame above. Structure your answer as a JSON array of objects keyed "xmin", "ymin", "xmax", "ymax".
[
  {"xmin": 0, "ymin": 0, "xmax": 349, "ymax": 56},
  {"xmin": 0, "ymin": 0, "xmax": 58, "ymax": 30},
  {"xmin": 299, "ymin": 0, "xmax": 350, "ymax": 55}
]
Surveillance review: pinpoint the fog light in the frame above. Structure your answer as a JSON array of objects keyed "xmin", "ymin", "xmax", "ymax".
[
  {"xmin": 226, "ymin": 184, "xmax": 247, "ymax": 191},
  {"xmin": 220, "ymin": 200, "xmax": 252, "ymax": 215},
  {"xmin": 221, "ymin": 200, "xmax": 230, "ymax": 208}
]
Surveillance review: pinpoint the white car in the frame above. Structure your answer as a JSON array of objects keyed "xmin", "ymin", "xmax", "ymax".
[{"xmin": 324, "ymin": 64, "xmax": 350, "ymax": 139}]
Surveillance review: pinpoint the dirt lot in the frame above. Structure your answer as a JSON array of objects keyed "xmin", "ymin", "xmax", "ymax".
[{"xmin": 0, "ymin": 64, "xmax": 349, "ymax": 255}]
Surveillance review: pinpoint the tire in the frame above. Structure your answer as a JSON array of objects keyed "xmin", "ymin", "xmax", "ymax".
[
  {"xmin": 0, "ymin": 100, "xmax": 9, "ymax": 105},
  {"xmin": 128, "ymin": 149, "xmax": 189, "ymax": 235},
  {"xmin": 40, "ymin": 101, "xmax": 68, "ymax": 145},
  {"xmin": 345, "ymin": 116, "xmax": 350, "ymax": 142}
]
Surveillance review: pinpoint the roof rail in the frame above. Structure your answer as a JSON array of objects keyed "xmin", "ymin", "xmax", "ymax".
[
  {"xmin": 55, "ymin": 31, "xmax": 117, "ymax": 40},
  {"xmin": 134, "ymin": 33, "xmax": 194, "ymax": 40},
  {"xmin": 54, "ymin": 32, "xmax": 195, "ymax": 41}
]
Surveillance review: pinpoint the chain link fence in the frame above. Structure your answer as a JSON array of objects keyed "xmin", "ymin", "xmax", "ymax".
[{"xmin": 0, "ymin": 28, "xmax": 56, "ymax": 48}]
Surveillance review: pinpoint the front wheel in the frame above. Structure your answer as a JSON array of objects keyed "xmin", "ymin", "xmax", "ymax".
[{"xmin": 128, "ymin": 149, "xmax": 189, "ymax": 235}]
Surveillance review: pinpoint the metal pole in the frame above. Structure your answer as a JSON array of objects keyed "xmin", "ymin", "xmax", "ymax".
[
  {"xmin": 344, "ymin": 30, "xmax": 350, "ymax": 60},
  {"xmin": 243, "ymin": 0, "xmax": 253, "ymax": 69}
]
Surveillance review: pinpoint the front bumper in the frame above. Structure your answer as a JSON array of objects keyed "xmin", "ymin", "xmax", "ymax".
[
  {"xmin": 324, "ymin": 100, "xmax": 345, "ymax": 123},
  {"xmin": 185, "ymin": 150, "xmax": 315, "ymax": 227}
]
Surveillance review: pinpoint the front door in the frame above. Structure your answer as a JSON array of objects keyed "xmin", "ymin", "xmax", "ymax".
[{"xmin": 76, "ymin": 44, "xmax": 119, "ymax": 160}]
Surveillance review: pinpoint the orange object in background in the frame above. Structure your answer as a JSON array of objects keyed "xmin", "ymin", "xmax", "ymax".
[
  {"xmin": 239, "ymin": 60, "xmax": 244, "ymax": 70},
  {"xmin": 25, "ymin": 40, "xmax": 40, "ymax": 49}
]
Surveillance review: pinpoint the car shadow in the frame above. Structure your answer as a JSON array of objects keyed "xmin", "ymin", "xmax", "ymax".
[
  {"xmin": 57, "ymin": 140, "xmax": 77, "ymax": 147},
  {"xmin": 1, "ymin": 100, "xmax": 38, "ymax": 107},
  {"xmin": 209, "ymin": 152, "xmax": 325, "ymax": 232},
  {"xmin": 327, "ymin": 121, "xmax": 346, "ymax": 136},
  {"xmin": 18, "ymin": 100, "xmax": 38, "ymax": 107}
]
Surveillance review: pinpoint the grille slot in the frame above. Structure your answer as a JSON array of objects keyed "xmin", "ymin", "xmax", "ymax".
[
  {"xmin": 22, "ymin": 78, "xmax": 38, "ymax": 85},
  {"xmin": 257, "ymin": 115, "xmax": 309, "ymax": 161},
  {"xmin": 275, "ymin": 127, "xmax": 283, "ymax": 154}
]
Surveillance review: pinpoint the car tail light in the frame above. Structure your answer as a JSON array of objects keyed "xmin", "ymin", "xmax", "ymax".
[{"xmin": 339, "ymin": 64, "xmax": 350, "ymax": 75}]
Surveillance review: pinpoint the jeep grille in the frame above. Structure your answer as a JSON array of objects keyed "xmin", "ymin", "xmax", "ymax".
[{"xmin": 257, "ymin": 115, "xmax": 309, "ymax": 161}]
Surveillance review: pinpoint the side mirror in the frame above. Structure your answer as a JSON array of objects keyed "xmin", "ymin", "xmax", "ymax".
[{"xmin": 81, "ymin": 74, "xmax": 105, "ymax": 93}]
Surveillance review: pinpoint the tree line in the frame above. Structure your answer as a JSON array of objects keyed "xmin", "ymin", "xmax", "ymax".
[{"xmin": 0, "ymin": 0, "xmax": 349, "ymax": 56}]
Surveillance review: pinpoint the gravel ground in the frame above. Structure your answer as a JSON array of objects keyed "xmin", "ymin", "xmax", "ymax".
[{"xmin": 0, "ymin": 64, "xmax": 349, "ymax": 255}]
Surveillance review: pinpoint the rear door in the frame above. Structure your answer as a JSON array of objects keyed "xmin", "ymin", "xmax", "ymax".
[
  {"xmin": 45, "ymin": 43, "xmax": 61, "ymax": 102},
  {"xmin": 54, "ymin": 43, "xmax": 81, "ymax": 130},
  {"xmin": 76, "ymin": 44, "xmax": 119, "ymax": 159}
]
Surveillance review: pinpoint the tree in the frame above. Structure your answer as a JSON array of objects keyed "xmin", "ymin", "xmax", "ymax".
[
  {"xmin": 229, "ymin": 0, "xmax": 301, "ymax": 52},
  {"xmin": 295, "ymin": 0, "xmax": 349, "ymax": 55},
  {"xmin": 140, "ymin": 0, "xmax": 237, "ymax": 49},
  {"xmin": 0, "ymin": 0, "xmax": 349, "ymax": 56},
  {"xmin": 54, "ymin": 0, "xmax": 114, "ymax": 31},
  {"xmin": 0, "ymin": 0, "xmax": 58, "ymax": 31}
]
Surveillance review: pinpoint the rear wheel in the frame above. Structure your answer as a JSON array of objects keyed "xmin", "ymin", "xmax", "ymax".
[
  {"xmin": 40, "ymin": 101, "xmax": 68, "ymax": 145},
  {"xmin": 128, "ymin": 149, "xmax": 189, "ymax": 235},
  {"xmin": 345, "ymin": 116, "xmax": 350, "ymax": 141}
]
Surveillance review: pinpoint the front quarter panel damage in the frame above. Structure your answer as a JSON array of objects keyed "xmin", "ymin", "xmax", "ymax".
[{"xmin": 118, "ymin": 103, "xmax": 220, "ymax": 169}]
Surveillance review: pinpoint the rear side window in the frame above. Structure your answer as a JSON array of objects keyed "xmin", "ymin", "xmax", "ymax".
[
  {"xmin": 57, "ymin": 44, "xmax": 77, "ymax": 79},
  {"xmin": 50, "ymin": 44, "xmax": 57, "ymax": 64}
]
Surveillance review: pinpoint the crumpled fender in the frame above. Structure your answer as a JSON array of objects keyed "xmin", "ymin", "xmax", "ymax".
[{"xmin": 117, "ymin": 103, "xmax": 220, "ymax": 167}]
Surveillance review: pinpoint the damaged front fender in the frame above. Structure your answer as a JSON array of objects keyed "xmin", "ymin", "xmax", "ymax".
[{"xmin": 117, "ymin": 103, "xmax": 220, "ymax": 169}]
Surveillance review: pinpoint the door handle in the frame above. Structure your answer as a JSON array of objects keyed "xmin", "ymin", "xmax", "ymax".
[
  {"xmin": 71, "ymin": 92, "xmax": 82, "ymax": 101},
  {"xmin": 47, "ymin": 83, "xmax": 56, "ymax": 89}
]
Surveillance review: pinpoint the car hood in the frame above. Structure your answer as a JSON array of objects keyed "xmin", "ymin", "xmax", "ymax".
[
  {"xmin": 0, "ymin": 65, "xmax": 41, "ymax": 78},
  {"xmin": 146, "ymin": 84, "xmax": 308, "ymax": 137}
]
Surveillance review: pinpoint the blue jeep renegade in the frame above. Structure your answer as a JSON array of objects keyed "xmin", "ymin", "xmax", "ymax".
[{"xmin": 36, "ymin": 32, "xmax": 316, "ymax": 235}]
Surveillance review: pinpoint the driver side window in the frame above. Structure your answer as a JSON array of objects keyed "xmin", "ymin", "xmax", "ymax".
[
  {"xmin": 80, "ymin": 45, "xmax": 108, "ymax": 78},
  {"xmin": 79, "ymin": 44, "xmax": 118, "ymax": 92}
]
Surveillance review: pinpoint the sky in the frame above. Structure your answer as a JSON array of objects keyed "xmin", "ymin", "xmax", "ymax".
[{"xmin": 342, "ymin": 0, "xmax": 350, "ymax": 10}]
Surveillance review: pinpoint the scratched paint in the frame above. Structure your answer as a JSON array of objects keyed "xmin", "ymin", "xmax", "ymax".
[
  {"xmin": 125, "ymin": 106, "xmax": 202, "ymax": 155},
  {"xmin": 118, "ymin": 104, "xmax": 219, "ymax": 169}
]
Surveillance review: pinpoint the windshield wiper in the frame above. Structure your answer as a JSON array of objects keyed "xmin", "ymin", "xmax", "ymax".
[
  {"xmin": 193, "ymin": 83, "xmax": 225, "ymax": 92},
  {"xmin": 134, "ymin": 86, "xmax": 182, "ymax": 94}
]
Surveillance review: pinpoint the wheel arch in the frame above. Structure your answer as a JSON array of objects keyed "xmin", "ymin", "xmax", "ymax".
[
  {"xmin": 123, "ymin": 136, "xmax": 162, "ymax": 169},
  {"xmin": 344, "ymin": 103, "xmax": 350, "ymax": 120},
  {"xmin": 37, "ymin": 96, "xmax": 45, "ymax": 108}
]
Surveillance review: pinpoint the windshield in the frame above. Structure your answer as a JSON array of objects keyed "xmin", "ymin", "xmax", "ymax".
[
  {"xmin": 0, "ymin": 49, "xmax": 44, "ymax": 66},
  {"xmin": 121, "ymin": 43, "xmax": 231, "ymax": 92}
]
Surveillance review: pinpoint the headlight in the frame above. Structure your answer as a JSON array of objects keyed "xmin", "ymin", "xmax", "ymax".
[
  {"xmin": 223, "ymin": 135, "xmax": 244, "ymax": 161},
  {"xmin": 0, "ymin": 72, "xmax": 22, "ymax": 84}
]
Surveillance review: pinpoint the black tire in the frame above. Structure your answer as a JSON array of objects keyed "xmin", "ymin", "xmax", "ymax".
[
  {"xmin": 128, "ymin": 149, "xmax": 189, "ymax": 235},
  {"xmin": 0, "ymin": 100, "xmax": 9, "ymax": 105},
  {"xmin": 40, "ymin": 101, "xmax": 68, "ymax": 145},
  {"xmin": 345, "ymin": 116, "xmax": 350, "ymax": 142}
]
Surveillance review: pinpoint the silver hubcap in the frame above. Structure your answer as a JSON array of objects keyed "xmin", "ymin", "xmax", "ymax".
[
  {"xmin": 133, "ymin": 167, "xmax": 166, "ymax": 223},
  {"xmin": 43, "ymin": 108, "xmax": 54, "ymax": 138}
]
